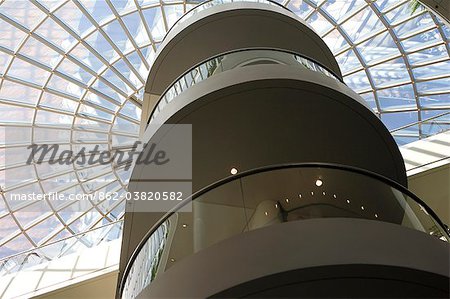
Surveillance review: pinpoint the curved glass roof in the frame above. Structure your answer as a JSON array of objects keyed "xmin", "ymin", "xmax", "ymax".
[{"xmin": 0, "ymin": 0, "xmax": 449, "ymax": 273}]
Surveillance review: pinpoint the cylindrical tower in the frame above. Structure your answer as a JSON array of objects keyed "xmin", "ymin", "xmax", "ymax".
[{"xmin": 119, "ymin": 1, "xmax": 449, "ymax": 298}]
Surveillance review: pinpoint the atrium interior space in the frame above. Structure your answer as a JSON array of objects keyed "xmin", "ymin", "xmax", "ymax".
[{"xmin": 0, "ymin": 0, "xmax": 449, "ymax": 298}]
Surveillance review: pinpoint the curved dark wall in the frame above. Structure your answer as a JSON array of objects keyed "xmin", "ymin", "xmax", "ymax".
[
  {"xmin": 182, "ymin": 84, "xmax": 405, "ymax": 191},
  {"xmin": 121, "ymin": 3, "xmax": 414, "ymax": 293},
  {"xmin": 140, "ymin": 66, "xmax": 407, "ymax": 190},
  {"xmin": 146, "ymin": 2, "xmax": 341, "ymax": 95},
  {"xmin": 138, "ymin": 219, "xmax": 449, "ymax": 298},
  {"xmin": 120, "ymin": 66, "xmax": 408, "ymax": 294},
  {"xmin": 213, "ymin": 265, "xmax": 449, "ymax": 298}
]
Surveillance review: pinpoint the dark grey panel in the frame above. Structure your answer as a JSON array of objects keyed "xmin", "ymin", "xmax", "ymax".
[
  {"xmin": 138, "ymin": 218, "xmax": 449, "ymax": 298},
  {"xmin": 143, "ymin": 65, "xmax": 406, "ymax": 188},
  {"xmin": 145, "ymin": 2, "xmax": 341, "ymax": 95},
  {"xmin": 119, "ymin": 66, "xmax": 408, "ymax": 288}
]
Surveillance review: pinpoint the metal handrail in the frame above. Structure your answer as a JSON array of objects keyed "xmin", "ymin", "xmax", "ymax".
[{"xmin": 118, "ymin": 162, "xmax": 449, "ymax": 297}]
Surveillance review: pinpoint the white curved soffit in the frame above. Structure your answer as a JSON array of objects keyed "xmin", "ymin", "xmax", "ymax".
[{"xmin": 0, "ymin": 0, "xmax": 449, "ymax": 274}]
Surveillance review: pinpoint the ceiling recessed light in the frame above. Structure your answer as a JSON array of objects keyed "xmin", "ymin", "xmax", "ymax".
[
  {"xmin": 346, "ymin": 199, "xmax": 350, "ymax": 204},
  {"xmin": 230, "ymin": 168, "xmax": 238, "ymax": 175},
  {"xmin": 311, "ymin": 191, "xmax": 314, "ymax": 196},
  {"xmin": 298, "ymin": 194, "xmax": 302, "ymax": 198},
  {"xmin": 322, "ymin": 191, "xmax": 326, "ymax": 196},
  {"xmin": 375, "ymin": 214, "xmax": 378, "ymax": 218},
  {"xmin": 285, "ymin": 198, "xmax": 289, "ymax": 203},
  {"xmin": 182, "ymin": 224, "xmax": 188, "ymax": 228},
  {"xmin": 170, "ymin": 258, "xmax": 175, "ymax": 262},
  {"xmin": 264, "ymin": 211, "xmax": 268, "ymax": 216},
  {"xmin": 315, "ymin": 179, "xmax": 323, "ymax": 187},
  {"xmin": 333, "ymin": 194, "xmax": 337, "ymax": 199},
  {"xmin": 361, "ymin": 206, "xmax": 365, "ymax": 210}
]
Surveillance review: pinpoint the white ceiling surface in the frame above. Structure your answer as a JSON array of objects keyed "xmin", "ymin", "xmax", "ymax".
[
  {"xmin": 0, "ymin": 238, "xmax": 120, "ymax": 299},
  {"xmin": 0, "ymin": 0, "xmax": 450, "ymax": 291},
  {"xmin": 401, "ymin": 129, "xmax": 450, "ymax": 175},
  {"xmin": 33, "ymin": 270, "xmax": 119, "ymax": 299},
  {"xmin": 408, "ymin": 163, "xmax": 450, "ymax": 226},
  {"xmin": 400, "ymin": 129, "xmax": 450, "ymax": 224}
]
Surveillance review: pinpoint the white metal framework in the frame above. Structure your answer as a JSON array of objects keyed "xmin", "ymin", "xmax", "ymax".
[{"xmin": 0, "ymin": 0, "xmax": 449, "ymax": 275}]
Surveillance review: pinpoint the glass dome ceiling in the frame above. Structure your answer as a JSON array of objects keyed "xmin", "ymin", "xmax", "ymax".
[{"xmin": 0, "ymin": 0, "xmax": 449, "ymax": 268}]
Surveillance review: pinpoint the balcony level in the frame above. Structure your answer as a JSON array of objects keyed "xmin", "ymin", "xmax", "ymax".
[
  {"xmin": 120, "ymin": 164, "xmax": 449, "ymax": 298},
  {"xmin": 138, "ymin": 56, "xmax": 407, "ymax": 191},
  {"xmin": 141, "ymin": 0, "xmax": 342, "ymax": 127}
]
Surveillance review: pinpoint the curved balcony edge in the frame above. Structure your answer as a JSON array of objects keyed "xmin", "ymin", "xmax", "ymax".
[
  {"xmin": 140, "ymin": 63, "xmax": 406, "ymax": 186},
  {"xmin": 140, "ymin": 219, "xmax": 450, "ymax": 298},
  {"xmin": 147, "ymin": 48, "xmax": 343, "ymax": 126},
  {"xmin": 118, "ymin": 163, "xmax": 449, "ymax": 298},
  {"xmin": 162, "ymin": 0, "xmax": 291, "ymax": 44},
  {"xmin": 143, "ymin": 63, "xmax": 364, "ymax": 140},
  {"xmin": 145, "ymin": 0, "xmax": 342, "ymax": 96}
]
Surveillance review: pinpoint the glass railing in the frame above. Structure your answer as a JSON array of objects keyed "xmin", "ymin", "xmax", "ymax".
[
  {"xmin": 148, "ymin": 49, "xmax": 341, "ymax": 124},
  {"xmin": 163, "ymin": 0, "xmax": 290, "ymax": 43},
  {"xmin": 0, "ymin": 220, "xmax": 123, "ymax": 277},
  {"xmin": 120, "ymin": 164, "xmax": 449, "ymax": 299},
  {"xmin": 120, "ymin": 221, "xmax": 169, "ymax": 299}
]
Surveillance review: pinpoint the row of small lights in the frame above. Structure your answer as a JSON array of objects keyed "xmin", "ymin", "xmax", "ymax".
[
  {"xmin": 232, "ymin": 168, "xmax": 379, "ymax": 218},
  {"xmin": 234, "ymin": 167, "xmax": 379, "ymax": 219},
  {"xmin": 169, "ymin": 168, "xmax": 449, "ymax": 262},
  {"xmin": 272, "ymin": 178, "xmax": 379, "ymax": 219},
  {"xmin": 170, "ymin": 169, "xmax": 380, "ymax": 263},
  {"xmin": 231, "ymin": 168, "xmax": 379, "ymax": 219},
  {"xmin": 171, "ymin": 222, "xmax": 191, "ymax": 262}
]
